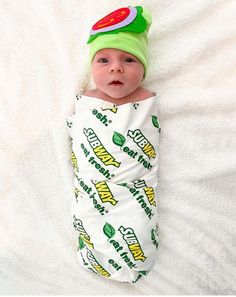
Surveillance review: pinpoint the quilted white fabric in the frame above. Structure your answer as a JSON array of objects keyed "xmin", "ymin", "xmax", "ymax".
[{"xmin": 0, "ymin": 0, "xmax": 236, "ymax": 294}]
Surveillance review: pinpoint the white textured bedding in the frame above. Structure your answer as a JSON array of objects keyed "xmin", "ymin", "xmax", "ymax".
[{"xmin": 0, "ymin": 0, "xmax": 236, "ymax": 294}]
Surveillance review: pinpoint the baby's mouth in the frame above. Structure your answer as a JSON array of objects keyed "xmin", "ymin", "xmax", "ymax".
[{"xmin": 109, "ymin": 80, "xmax": 124, "ymax": 86}]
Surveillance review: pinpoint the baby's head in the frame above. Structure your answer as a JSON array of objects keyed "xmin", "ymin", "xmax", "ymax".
[{"xmin": 87, "ymin": 6, "xmax": 152, "ymax": 99}]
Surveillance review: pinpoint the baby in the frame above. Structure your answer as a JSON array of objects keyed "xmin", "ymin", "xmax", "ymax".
[{"xmin": 67, "ymin": 6, "xmax": 160, "ymax": 283}]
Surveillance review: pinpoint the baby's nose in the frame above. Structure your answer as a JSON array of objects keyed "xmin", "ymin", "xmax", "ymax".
[{"xmin": 109, "ymin": 62, "xmax": 124, "ymax": 73}]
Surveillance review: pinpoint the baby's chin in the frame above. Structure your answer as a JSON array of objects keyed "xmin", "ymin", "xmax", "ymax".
[{"xmin": 102, "ymin": 88, "xmax": 139, "ymax": 101}]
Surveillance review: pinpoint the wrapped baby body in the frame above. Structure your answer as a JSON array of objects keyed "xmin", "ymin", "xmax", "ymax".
[{"xmin": 67, "ymin": 94, "xmax": 160, "ymax": 283}]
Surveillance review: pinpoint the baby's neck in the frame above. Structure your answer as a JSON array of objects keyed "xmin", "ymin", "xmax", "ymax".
[{"xmin": 84, "ymin": 87, "xmax": 154, "ymax": 105}]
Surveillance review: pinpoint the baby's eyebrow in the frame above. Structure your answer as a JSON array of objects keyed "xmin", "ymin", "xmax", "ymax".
[
  {"xmin": 97, "ymin": 54, "xmax": 109, "ymax": 58},
  {"xmin": 96, "ymin": 56, "xmax": 109, "ymax": 60}
]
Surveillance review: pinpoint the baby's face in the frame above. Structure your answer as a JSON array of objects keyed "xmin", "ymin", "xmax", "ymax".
[{"xmin": 91, "ymin": 48, "xmax": 144, "ymax": 99}]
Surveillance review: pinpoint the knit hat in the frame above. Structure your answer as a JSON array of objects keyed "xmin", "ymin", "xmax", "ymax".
[{"xmin": 87, "ymin": 6, "xmax": 152, "ymax": 76}]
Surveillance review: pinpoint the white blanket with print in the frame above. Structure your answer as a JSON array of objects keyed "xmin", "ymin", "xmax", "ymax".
[{"xmin": 0, "ymin": 0, "xmax": 235, "ymax": 294}]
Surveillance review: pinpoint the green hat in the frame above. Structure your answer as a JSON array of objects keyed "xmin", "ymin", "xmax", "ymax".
[{"xmin": 87, "ymin": 6, "xmax": 152, "ymax": 76}]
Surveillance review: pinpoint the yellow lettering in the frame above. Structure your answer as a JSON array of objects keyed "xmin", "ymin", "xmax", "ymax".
[
  {"xmin": 71, "ymin": 151, "xmax": 78, "ymax": 170},
  {"xmin": 95, "ymin": 181, "xmax": 118, "ymax": 206},
  {"xmin": 129, "ymin": 243, "xmax": 140, "ymax": 251},
  {"xmin": 144, "ymin": 187, "xmax": 156, "ymax": 206},
  {"xmin": 143, "ymin": 143, "xmax": 156, "ymax": 159},
  {"xmin": 103, "ymin": 158, "xmax": 120, "ymax": 167},
  {"xmin": 94, "ymin": 146, "xmax": 120, "ymax": 167},
  {"xmin": 93, "ymin": 264, "xmax": 110, "ymax": 277},
  {"xmin": 129, "ymin": 244, "xmax": 146, "ymax": 262},
  {"xmin": 94, "ymin": 145, "xmax": 107, "ymax": 156},
  {"xmin": 80, "ymin": 234, "xmax": 94, "ymax": 249},
  {"xmin": 133, "ymin": 251, "xmax": 146, "ymax": 261}
]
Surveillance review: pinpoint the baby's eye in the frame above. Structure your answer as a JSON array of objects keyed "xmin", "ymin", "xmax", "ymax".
[
  {"xmin": 124, "ymin": 57, "xmax": 135, "ymax": 63},
  {"xmin": 98, "ymin": 58, "xmax": 108, "ymax": 63}
]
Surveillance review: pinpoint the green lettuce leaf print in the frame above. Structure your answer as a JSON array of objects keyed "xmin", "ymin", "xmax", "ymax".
[
  {"xmin": 103, "ymin": 222, "xmax": 116, "ymax": 239},
  {"xmin": 152, "ymin": 115, "xmax": 161, "ymax": 133},
  {"xmin": 151, "ymin": 115, "xmax": 160, "ymax": 128},
  {"xmin": 112, "ymin": 131, "xmax": 126, "ymax": 147},
  {"xmin": 78, "ymin": 236, "xmax": 85, "ymax": 250}
]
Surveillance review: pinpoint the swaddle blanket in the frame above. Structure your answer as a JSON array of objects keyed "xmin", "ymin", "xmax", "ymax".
[{"xmin": 67, "ymin": 94, "xmax": 160, "ymax": 283}]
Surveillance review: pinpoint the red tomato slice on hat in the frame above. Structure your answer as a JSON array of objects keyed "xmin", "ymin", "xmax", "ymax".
[
  {"xmin": 92, "ymin": 7, "xmax": 130, "ymax": 30},
  {"xmin": 90, "ymin": 7, "xmax": 137, "ymax": 35}
]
